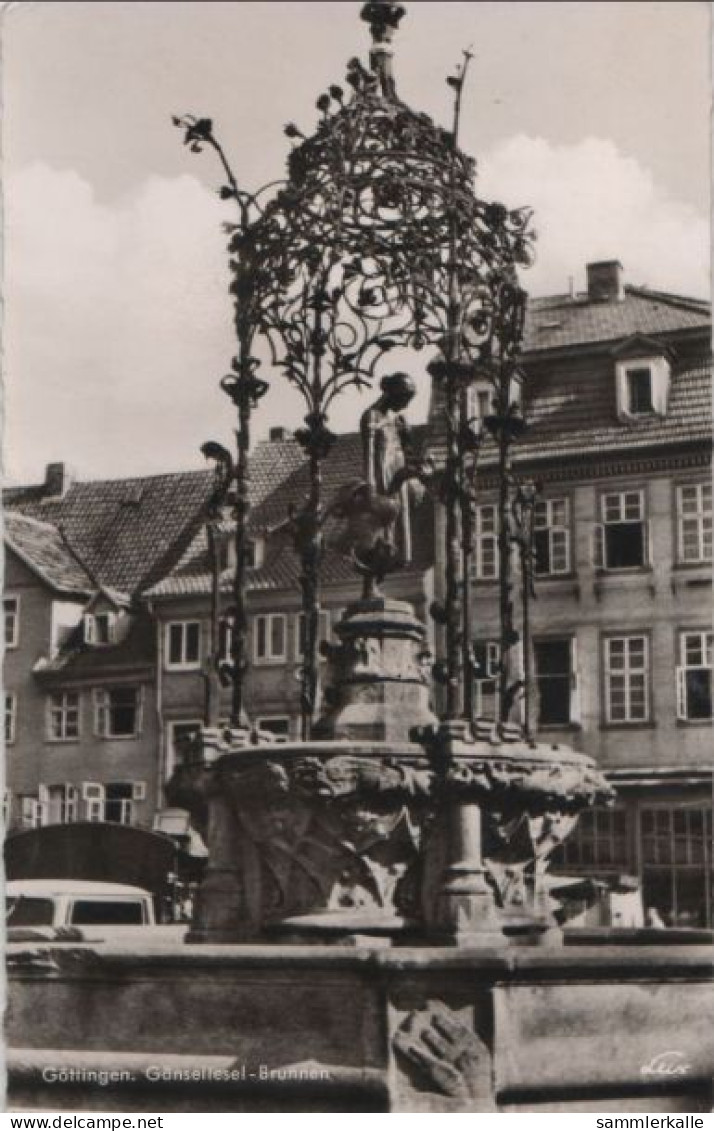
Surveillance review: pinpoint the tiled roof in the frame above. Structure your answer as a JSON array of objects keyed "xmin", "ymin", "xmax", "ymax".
[
  {"xmin": 523, "ymin": 286, "xmax": 710, "ymax": 354},
  {"xmin": 3, "ymin": 442, "xmax": 303, "ymax": 599},
  {"xmin": 147, "ymin": 429, "xmax": 434, "ymax": 599},
  {"xmin": 488, "ymin": 361, "xmax": 711, "ymax": 467},
  {"xmin": 4, "ymin": 513, "xmax": 93, "ymax": 596},
  {"xmin": 4, "ymin": 470, "xmax": 215, "ymax": 597}
]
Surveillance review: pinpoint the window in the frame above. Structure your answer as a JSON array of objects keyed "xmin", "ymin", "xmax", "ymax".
[
  {"xmin": 295, "ymin": 611, "xmax": 331, "ymax": 661},
  {"xmin": 534, "ymin": 499, "xmax": 570, "ymax": 576},
  {"xmin": 594, "ymin": 490, "xmax": 648, "ymax": 570},
  {"xmin": 473, "ymin": 640, "xmax": 500, "ymax": 718},
  {"xmin": 676, "ymin": 631, "xmax": 713, "ymax": 721},
  {"xmin": 255, "ymin": 716, "xmax": 291, "ymax": 742},
  {"xmin": 167, "ymin": 720, "xmax": 202, "ymax": 777},
  {"xmin": 5, "ymin": 693, "xmax": 17, "ymax": 745},
  {"xmin": 105, "ymin": 782, "xmax": 136, "ymax": 825},
  {"xmin": 81, "ymin": 781, "xmax": 145, "ymax": 824},
  {"xmin": 475, "ymin": 505, "xmax": 498, "ymax": 580},
  {"xmin": 554, "ymin": 807, "xmax": 628, "ymax": 872},
  {"xmin": 46, "ymin": 784, "xmax": 79, "ymax": 824},
  {"xmin": 47, "ymin": 692, "xmax": 81, "ymax": 741},
  {"xmin": 467, "ymin": 384, "xmax": 491, "ymax": 422},
  {"xmin": 165, "ymin": 621, "xmax": 201, "ymax": 669},
  {"xmin": 4, "ymin": 596, "xmax": 19, "ymax": 648},
  {"xmin": 614, "ymin": 352, "xmax": 670, "ymax": 420},
  {"xmin": 626, "ymin": 367, "xmax": 653, "ymax": 415},
  {"xmin": 253, "ymin": 613, "xmax": 287, "ymax": 663},
  {"xmin": 244, "ymin": 538, "xmax": 264, "ymax": 570},
  {"xmin": 7, "ymin": 897, "xmax": 55, "ymax": 927},
  {"xmin": 83, "ymin": 612, "xmax": 116, "ymax": 645},
  {"xmin": 70, "ymin": 900, "xmax": 146, "ymax": 926},
  {"xmin": 677, "ymin": 484, "xmax": 712, "ymax": 564},
  {"xmin": 641, "ymin": 806, "xmax": 712, "ymax": 928},
  {"xmin": 3, "ymin": 789, "xmax": 11, "ymax": 827},
  {"xmin": 534, "ymin": 638, "xmax": 579, "ymax": 726},
  {"xmin": 605, "ymin": 635, "xmax": 649, "ymax": 723},
  {"xmin": 20, "ymin": 796, "xmax": 44, "ymax": 828},
  {"xmin": 82, "ymin": 783, "xmax": 105, "ymax": 822},
  {"xmin": 94, "ymin": 687, "xmax": 143, "ymax": 737}
]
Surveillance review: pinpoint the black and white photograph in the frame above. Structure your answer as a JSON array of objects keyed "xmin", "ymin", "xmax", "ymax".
[{"xmin": 2, "ymin": 0, "xmax": 712, "ymax": 1118}]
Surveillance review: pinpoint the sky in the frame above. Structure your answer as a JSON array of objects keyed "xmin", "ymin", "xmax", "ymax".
[{"xmin": 2, "ymin": 1, "xmax": 710, "ymax": 485}]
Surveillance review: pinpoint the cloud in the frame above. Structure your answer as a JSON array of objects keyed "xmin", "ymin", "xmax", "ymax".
[
  {"xmin": 4, "ymin": 163, "xmax": 236, "ymax": 483},
  {"xmin": 4, "ymin": 143, "xmax": 709, "ymax": 482},
  {"xmin": 477, "ymin": 135, "xmax": 709, "ymax": 299}
]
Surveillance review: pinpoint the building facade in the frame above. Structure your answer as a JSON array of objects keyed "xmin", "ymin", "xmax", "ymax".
[{"xmin": 4, "ymin": 260, "xmax": 711, "ymax": 925}]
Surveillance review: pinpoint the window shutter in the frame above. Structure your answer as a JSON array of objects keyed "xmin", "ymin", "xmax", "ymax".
[
  {"xmin": 21, "ymin": 797, "xmax": 37, "ymax": 827},
  {"xmin": 592, "ymin": 523, "xmax": 605, "ymax": 569},
  {"xmin": 37, "ymin": 784, "xmax": 50, "ymax": 825},
  {"xmin": 66, "ymin": 785, "xmax": 79, "ymax": 822},
  {"xmin": 135, "ymin": 687, "xmax": 145, "ymax": 736},
  {"xmin": 675, "ymin": 667, "xmax": 688, "ymax": 720},
  {"xmin": 132, "ymin": 781, "xmax": 147, "ymax": 802},
  {"xmin": 83, "ymin": 614, "xmax": 95, "ymax": 644}
]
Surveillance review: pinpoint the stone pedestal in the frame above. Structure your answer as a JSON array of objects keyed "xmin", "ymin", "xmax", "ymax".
[{"xmin": 314, "ymin": 598, "xmax": 437, "ymax": 742}]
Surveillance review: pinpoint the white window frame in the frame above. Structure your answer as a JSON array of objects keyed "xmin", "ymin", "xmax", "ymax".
[
  {"xmin": 676, "ymin": 630, "xmax": 713, "ymax": 722},
  {"xmin": 165, "ymin": 621, "xmax": 202, "ymax": 670},
  {"xmin": 475, "ymin": 505, "xmax": 499, "ymax": 580},
  {"xmin": 47, "ymin": 691, "xmax": 81, "ymax": 742},
  {"xmin": 294, "ymin": 610, "xmax": 331, "ymax": 662},
  {"xmin": 166, "ymin": 719, "xmax": 203, "ymax": 780},
  {"xmin": 604, "ymin": 635, "xmax": 650, "ymax": 724},
  {"xmin": 82, "ymin": 782, "xmax": 106, "ymax": 822},
  {"xmin": 677, "ymin": 483, "xmax": 712, "ymax": 564},
  {"xmin": 615, "ymin": 355, "xmax": 670, "ymax": 420},
  {"xmin": 83, "ymin": 611, "xmax": 116, "ymax": 646},
  {"xmin": 4, "ymin": 595, "xmax": 19, "ymax": 649},
  {"xmin": 534, "ymin": 498, "xmax": 571, "ymax": 577},
  {"xmin": 594, "ymin": 490, "xmax": 650, "ymax": 571},
  {"xmin": 253, "ymin": 613, "xmax": 287, "ymax": 665},
  {"xmin": 21, "ymin": 795, "xmax": 45, "ymax": 829},
  {"xmin": 93, "ymin": 686, "xmax": 144, "ymax": 739},
  {"xmin": 104, "ymin": 782, "xmax": 139, "ymax": 825},
  {"xmin": 5, "ymin": 692, "xmax": 17, "ymax": 745},
  {"xmin": 46, "ymin": 783, "xmax": 80, "ymax": 825},
  {"xmin": 255, "ymin": 716, "xmax": 291, "ymax": 743}
]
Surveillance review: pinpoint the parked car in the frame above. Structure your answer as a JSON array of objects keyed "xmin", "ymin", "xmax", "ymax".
[{"xmin": 5, "ymin": 879, "xmax": 185, "ymax": 943}]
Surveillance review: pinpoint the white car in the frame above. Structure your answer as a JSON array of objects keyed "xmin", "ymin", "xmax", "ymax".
[{"xmin": 5, "ymin": 879, "xmax": 185, "ymax": 943}]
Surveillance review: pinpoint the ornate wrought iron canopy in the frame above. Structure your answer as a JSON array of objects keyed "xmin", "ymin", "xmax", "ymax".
[{"xmin": 175, "ymin": 0, "xmax": 537, "ymax": 737}]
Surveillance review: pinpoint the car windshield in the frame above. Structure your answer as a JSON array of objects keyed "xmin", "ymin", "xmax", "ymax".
[
  {"xmin": 6, "ymin": 896, "xmax": 55, "ymax": 927},
  {"xmin": 70, "ymin": 900, "xmax": 145, "ymax": 926}
]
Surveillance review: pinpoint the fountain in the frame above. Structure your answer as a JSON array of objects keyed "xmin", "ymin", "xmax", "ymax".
[{"xmin": 6, "ymin": 2, "xmax": 713, "ymax": 1113}]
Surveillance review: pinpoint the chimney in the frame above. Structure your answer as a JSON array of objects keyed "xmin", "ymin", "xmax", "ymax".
[
  {"xmin": 43, "ymin": 462, "xmax": 73, "ymax": 499},
  {"xmin": 269, "ymin": 426, "xmax": 288, "ymax": 442},
  {"xmin": 586, "ymin": 260, "xmax": 624, "ymax": 303}
]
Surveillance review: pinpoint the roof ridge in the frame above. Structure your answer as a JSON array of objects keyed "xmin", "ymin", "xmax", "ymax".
[{"xmin": 626, "ymin": 285, "xmax": 711, "ymax": 314}]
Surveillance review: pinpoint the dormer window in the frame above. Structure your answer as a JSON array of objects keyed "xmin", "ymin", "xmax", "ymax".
[
  {"xmin": 613, "ymin": 336, "xmax": 672, "ymax": 421},
  {"xmin": 83, "ymin": 612, "xmax": 116, "ymax": 645}
]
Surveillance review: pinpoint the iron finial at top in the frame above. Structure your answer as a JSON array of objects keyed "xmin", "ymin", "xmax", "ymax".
[{"xmin": 360, "ymin": 0, "xmax": 407, "ymax": 98}]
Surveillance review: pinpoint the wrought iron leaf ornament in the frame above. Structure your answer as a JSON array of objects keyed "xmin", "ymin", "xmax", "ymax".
[{"xmin": 174, "ymin": 1, "xmax": 536, "ymax": 737}]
